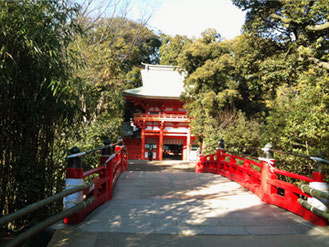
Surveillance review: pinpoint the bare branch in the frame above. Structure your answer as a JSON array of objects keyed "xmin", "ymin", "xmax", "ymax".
[
  {"xmin": 270, "ymin": 13, "xmax": 329, "ymax": 32},
  {"xmin": 270, "ymin": 13, "xmax": 292, "ymax": 24},
  {"xmin": 306, "ymin": 22, "xmax": 329, "ymax": 31},
  {"xmin": 308, "ymin": 57, "xmax": 329, "ymax": 70}
]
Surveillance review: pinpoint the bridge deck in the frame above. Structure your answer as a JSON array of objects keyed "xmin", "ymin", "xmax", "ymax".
[{"xmin": 48, "ymin": 160, "xmax": 329, "ymax": 247}]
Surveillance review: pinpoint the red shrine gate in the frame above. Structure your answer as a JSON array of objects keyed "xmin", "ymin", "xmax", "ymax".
[
  {"xmin": 123, "ymin": 64, "xmax": 196, "ymax": 161},
  {"xmin": 124, "ymin": 98, "xmax": 196, "ymax": 161}
]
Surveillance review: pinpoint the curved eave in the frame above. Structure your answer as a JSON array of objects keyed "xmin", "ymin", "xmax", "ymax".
[{"xmin": 124, "ymin": 92, "xmax": 181, "ymax": 101}]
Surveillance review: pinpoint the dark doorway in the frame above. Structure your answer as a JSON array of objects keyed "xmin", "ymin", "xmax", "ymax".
[{"xmin": 163, "ymin": 144, "xmax": 183, "ymax": 160}]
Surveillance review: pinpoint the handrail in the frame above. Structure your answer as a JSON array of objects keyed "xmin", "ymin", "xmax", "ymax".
[
  {"xmin": 83, "ymin": 166, "xmax": 106, "ymax": 178},
  {"xmin": 201, "ymin": 148, "xmax": 327, "ymax": 178},
  {"xmin": 272, "ymin": 168, "xmax": 312, "ymax": 182},
  {"xmin": 299, "ymin": 184, "xmax": 329, "ymax": 200},
  {"xmin": 196, "ymin": 145, "xmax": 329, "ymax": 226},
  {"xmin": 0, "ymin": 181, "xmax": 93, "ymax": 226},
  {"xmin": 2, "ymin": 138, "xmax": 128, "ymax": 247},
  {"xmin": 67, "ymin": 140, "xmax": 123, "ymax": 158},
  {"xmin": 64, "ymin": 142, "xmax": 128, "ymax": 225},
  {"xmin": 5, "ymin": 196, "xmax": 95, "ymax": 247},
  {"xmin": 243, "ymin": 146, "xmax": 329, "ymax": 164},
  {"xmin": 298, "ymin": 199, "xmax": 329, "ymax": 220}
]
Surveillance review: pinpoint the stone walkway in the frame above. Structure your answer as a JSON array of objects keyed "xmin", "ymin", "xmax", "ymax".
[{"xmin": 48, "ymin": 161, "xmax": 329, "ymax": 247}]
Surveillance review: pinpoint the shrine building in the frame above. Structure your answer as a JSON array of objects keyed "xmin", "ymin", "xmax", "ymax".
[{"xmin": 123, "ymin": 64, "xmax": 197, "ymax": 161}]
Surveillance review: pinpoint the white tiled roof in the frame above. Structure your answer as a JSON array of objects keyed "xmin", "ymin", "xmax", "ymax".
[{"xmin": 124, "ymin": 64, "xmax": 185, "ymax": 99}]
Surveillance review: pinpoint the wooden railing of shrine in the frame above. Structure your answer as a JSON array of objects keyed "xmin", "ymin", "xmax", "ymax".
[
  {"xmin": 134, "ymin": 113, "xmax": 189, "ymax": 122},
  {"xmin": 0, "ymin": 138, "xmax": 128, "ymax": 247},
  {"xmin": 196, "ymin": 142, "xmax": 329, "ymax": 226}
]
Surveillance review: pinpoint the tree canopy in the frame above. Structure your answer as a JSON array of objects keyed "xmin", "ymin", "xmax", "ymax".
[
  {"xmin": 0, "ymin": 0, "xmax": 161, "ymax": 231},
  {"xmin": 0, "ymin": 0, "xmax": 82, "ymax": 229},
  {"xmin": 158, "ymin": 0, "xmax": 329, "ymax": 179}
]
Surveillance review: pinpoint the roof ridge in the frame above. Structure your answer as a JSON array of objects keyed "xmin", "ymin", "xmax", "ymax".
[{"xmin": 141, "ymin": 63, "xmax": 178, "ymax": 70}]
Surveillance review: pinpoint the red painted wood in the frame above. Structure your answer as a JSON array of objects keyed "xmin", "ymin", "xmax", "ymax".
[
  {"xmin": 125, "ymin": 94, "xmax": 191, "ymax": 161},
  {"xmin": 313, "ymin": 172, "xmax": 325, "ymax": 182},
  {"xmin": 124, "ymin": 139, "xmax": 141, "ymax": 160},
  {"xmin": 65, "ymin": 145, "xmax": 128, "ymax": 225},
  {"xmin": 272, "ymin": 168, "xmax": 312, "ymax": 182},
  {"xmin": 159, "ymin": 123, "xmax": 164, "ymax": 160},
  {"xmin": 83, "ymin": 166, "xmax": 106, "ymax": 178},
  {"xmin": 196, "ymin": 151, "xmax": 329, "ymax": 226},
  {"xmin": 66, "ymin": 168, "xmax": 83, "ymax": 179}
]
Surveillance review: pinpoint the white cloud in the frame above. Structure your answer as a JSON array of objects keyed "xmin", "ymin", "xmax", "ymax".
[{"xmin": 148, "ymin": 0, "xmax": 245, "ymax": 39}]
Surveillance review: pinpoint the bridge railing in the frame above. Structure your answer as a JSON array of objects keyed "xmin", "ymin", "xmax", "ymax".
[
  {"xmin": 196, "ymin": 141, "xmax": 329, "ymax": 226},
  {"xmin": 133, "ymin": 113, "xmax": 189, "ymax": 122},
  {"xmin": 0, "ymin": 138, "xmax": 128, "ymax": 247}
]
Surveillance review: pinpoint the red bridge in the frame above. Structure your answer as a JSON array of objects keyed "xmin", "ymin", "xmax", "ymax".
[{"xmin": 1, "ymin": 140, "xmax": 329, "ymax": 247}]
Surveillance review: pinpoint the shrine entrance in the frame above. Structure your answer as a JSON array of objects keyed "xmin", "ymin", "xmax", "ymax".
[
  {"xmin": 123, "ymin": 64, "xmax": 195, "ymax": 162},
  {"xmin": 145, "ymin": 138, "xmax": 157, "ymax": 160},
  {"xmin": 163, "ymin": 137, "xmax": 184, "ymax": 160},
  {"xmin": 163, "ymin": 144, "xmax": 183, "ymax": 160}
]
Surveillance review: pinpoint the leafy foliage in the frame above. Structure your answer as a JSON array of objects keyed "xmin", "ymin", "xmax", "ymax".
[
  {"xmin": 160, "ymin": 30, "xmax": 267, "ymax": 154},
  {"xmin": 0, "ymin": 1, "xmax": 161, "ymax": 232},
  {"xmin": 158, "ymin": 1, "xmax": 329, "ymax": 180},
  {"xmin": 69, "ymin": 17, "xmax": 161, "ymax": 161},
  {"xmin": 0, "ymin": 0, "xmax": 82, "ymax": 230},
  {"xmin": 232, "ymin": 0, "xmax": 329, "ymax": 179}
]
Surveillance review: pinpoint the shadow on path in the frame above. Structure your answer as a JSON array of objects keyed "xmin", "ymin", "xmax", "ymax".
[
  {"xmin": 127, "ymin": 160, "xmax": 195, "ymax": 173},
  {"xmin": 48, "ymin": 161, "xmax": 329, "ymax": 247}
]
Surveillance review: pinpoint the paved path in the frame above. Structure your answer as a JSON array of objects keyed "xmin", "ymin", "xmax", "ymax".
[
  {"xmin": 48, "ymin": 161, "xmax": 329, "ymax": 247},
  {"xmin": 126, "ymin": 160, "xmax": 196, "ymax": 172}
]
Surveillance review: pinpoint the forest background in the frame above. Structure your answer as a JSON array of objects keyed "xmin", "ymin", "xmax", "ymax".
[{"xmin": 1, "ymin": 0, "xmax": 329, "ymax": 231}]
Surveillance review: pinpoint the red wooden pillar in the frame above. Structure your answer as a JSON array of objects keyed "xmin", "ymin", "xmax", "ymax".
[
  {"xmin": 186, "ymin": 129, "xmax": 191, "ymax": 161},
  {"xmin": 259, "ymin": 143, "xmax": 276, "ymax": 204},
  {"xmin": 159, "ymin": 122, "xmax": 164, "ymax": 160},
  {"xmin": 141, "ymin": 123, "xmax": 145, "ymax": 160}
]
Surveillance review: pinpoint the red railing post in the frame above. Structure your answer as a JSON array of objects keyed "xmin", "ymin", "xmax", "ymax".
[
  {"xmin": 121, "ymin": 145, "xmax": 124, "ymax": 171},
  {"xmin": 124, "ymin": 146, "xmax": 128, "ymax": 171},
  {"xmin": 115, "ymin": 145, "xmax": 123, "ymax": 172},
  {"xmin": 101, "ymin": 138, "xmax": 113, "ymax": 201},
  {"xmin": 216, "ymin": 149, "xmax": 221, "ymax": 174},
  {"xmin": 242, "ymin": 159, "xmax": 250, "ymax": 183},
  {"xmin": 228, "ymin": 155, "xmax": 236, "ymax": 179},
  {"xmin": 108, "ymin": 158, "xmax": 114, "ymax": 200},
  {"xmin": 64, "ymin": 146, "xmax": 84, "ymax": 224},
  {"xmin": 216, "ymin": 139, "xmax": 225, "ymax": 174},
  {"xmin": 121, "ymin": 146, "xmax": 127, "ymax": 171},
  {"xmin": 259, "ymin": 143, "xmax": 276, "ymax": 204}
]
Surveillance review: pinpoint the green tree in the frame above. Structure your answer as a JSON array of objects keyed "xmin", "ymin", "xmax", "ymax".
[
  {"xmin": 0, "ymin": 0, "xmax": 82, "ymax": 230},
  {"xmin": 231, "ymin": 0, "xmax": 329, "ymax": 178},
  {"xmin": 168, "ymin": 29, "xmax": 266, "ymax": 152},
  {"xmin": 232, "ymin": 0, "xmax": 329, "ymax": 71},
  {"xmin": 159, "ymin": 34, "xmax": 192, "ymax": 66},
  {"xmin": 69, "ymin": 17, "xmax": 161, "ymax": 163}
]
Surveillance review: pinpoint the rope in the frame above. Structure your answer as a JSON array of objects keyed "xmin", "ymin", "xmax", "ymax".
[
  {"xmin": 223, "ymin": 151, "xmax": 259, "ymax": 161},
  {"xmin": 232, "ymin": 146, "xmax": 329, "ymax": 164},
  {"xmin": 67, "ymin": 140, "xmax": 123, "ymax": 158}
]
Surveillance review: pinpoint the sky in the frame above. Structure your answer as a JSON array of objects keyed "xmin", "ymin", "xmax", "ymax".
[
  {"xmin": 141, "ymin": 0, "xmax": 246, "ymax": 40},
  {"xmin": 75, "ymin": 0, "xmax": 246, "ymax": 40}
]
